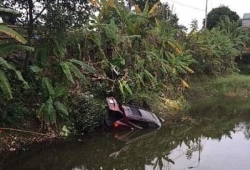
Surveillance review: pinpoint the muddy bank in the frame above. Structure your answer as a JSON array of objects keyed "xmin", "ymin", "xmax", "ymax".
[{"xmin": 0, "ymin": 128, "xmax": 56, "ymax": 153}]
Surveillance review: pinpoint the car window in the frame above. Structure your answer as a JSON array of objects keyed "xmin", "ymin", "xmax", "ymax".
[
  {"xmin": 130, "ymin": 107, "xmax": 141, "ymax": 116},
  {"xmin": 123, "ymin": 106, "xmax": 142, "ymax": 117}
]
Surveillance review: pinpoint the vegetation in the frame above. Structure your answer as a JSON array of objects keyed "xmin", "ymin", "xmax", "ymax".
[
  {"xmin": 0, "ymin": 10, "xmax": 33, "ymax": 99},
  {"xmin": 0, "ymin": 0, "xmax": 249, "ymax": 143},
  {"xmin": 188, "ymin": 16, "xmax": 248, "ymax": 76},
  {"xmin": 2, "ymin": 0, "xmax": 94, "ymax": 70},
  {"xmin": 127, "ymin": 0, "xmax": 159, "ymax": 9},
  {"xmin": 185, "ymin": 75, "xmax": 250, "ymax": 101}
]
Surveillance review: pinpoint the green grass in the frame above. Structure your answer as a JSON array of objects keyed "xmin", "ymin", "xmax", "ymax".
[
  {"xmin": 214, "ymin": 75, "xmax": 250, "ymax": 96},
  {"xmin": 185, "ymin": 74, "xmax": 250, "ymax": 100}
]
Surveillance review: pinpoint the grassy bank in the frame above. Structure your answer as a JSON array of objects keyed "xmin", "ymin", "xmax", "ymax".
[{"xmin": 185, "ymin": 74, "xmax": 250, "ymax": 101}]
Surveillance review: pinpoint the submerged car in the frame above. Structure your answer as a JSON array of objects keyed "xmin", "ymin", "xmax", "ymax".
[{"xmin": 104, "ymin": 97, "xmax": 163, "ymax": 130}]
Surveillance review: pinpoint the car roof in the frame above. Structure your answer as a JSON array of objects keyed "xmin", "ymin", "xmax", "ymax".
[{"xmin": 122, "ymin": 105, "xmax": 160, "ymax": 124}]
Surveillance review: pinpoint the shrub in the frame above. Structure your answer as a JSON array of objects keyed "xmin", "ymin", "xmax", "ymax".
[{"xmin": 70, "ymin": 95, "xmax": 107, "ymax": 133}]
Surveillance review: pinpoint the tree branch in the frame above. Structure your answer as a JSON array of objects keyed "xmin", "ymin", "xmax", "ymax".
[{"xmin": 33, "ymin": 4, "xmax": 47, "ymax": 22}]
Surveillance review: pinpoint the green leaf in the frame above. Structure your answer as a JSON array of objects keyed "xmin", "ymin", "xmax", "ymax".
[
  {"xmin": 123, "ymin": 82, "xmax": 133, "ymax": 95},
  {"xmin": 110, "ymin": 57, "xmax": 125, "ymax": 66},
  {"xmin": 104, "ymin": 18, "xmax": 119, "ymax": 42},
  {"xmin": 0, "ymin": 57, "xmax": 29, "ymax": 94},
  {"xmin": 93, "ymin": 33, "xmax": 101, "ymax": 47},
  {"xmin": 30, "ymin": 65, "xmax": 42, "ymax": 73},
  {"xmin": 54, "ymin": 86, "xmax": 68, "ymax": 98},
  {"xmin": 0, "ymin": 44, "xmax": 34, "ymax": 55},
  {"xmin": 42, "ymin": 77, "xmax": 54, "ymax": 98},
  {"xmin": 118, "ymin": 80, "xmax": 124, "ymax": 95},
  {"xmin": 46, "ymin": 98, "xmax": 56, "ymax": 123},
  {"xmin": 54, "ymin": 101, "xmax": 69, "ymax": 117},
  {"xmin": 137, "ymin": 73, "xmax": 145, "ymax": 86},
  {"xmin": 142, "ymin": 1, "xmax": 149, "ymax": 15},
  {"xmin": 38, "ymin": 47, "xmax": 49, "ymax": 66},
  {"xmin": 53, "ymin": 39, "xmax": 66, "ymax": 58},
  {"xmin": 15, "ymin": 70, "xmax": 30, "ymax": 89},
  {"xmin": 0, "ymin": 25, "xmax": 27, "ymax": 44},
  {"xmin": 0, "ymin": 70, "xmax": 12, "ymax": 100},
  {"xmin": 144, "ymin": 69, "xmax": 157, "ymax": 84},
  {"xmin": 78, "ymin": 43, "xmax": 82, "ymax": 59},
  {"xmin": 67, "ymin": 62, "xmax": 88, "ymax": 84},
  {"xmin": 69, "ymin": 59, "xmax": 95, "ymax": 73},
  {"xmin": 50, "ymin": 111, "xmax": 57, "ymax": 123},
  {"xmin": 60, "ymin": 62, "xmax": 74, "ymax": 84},
  {"xmin": 0, "ymin": 57, "xmax": 14, "ymax": 70},
  {"xmin": 121, "ymin": 35, "xmax": 141, "ymax": 41},
  {"xmin": 36, "ymin": 103, "xmax": 46, "ymax": 119}
]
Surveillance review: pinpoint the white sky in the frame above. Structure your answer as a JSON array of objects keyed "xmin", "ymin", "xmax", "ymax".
[{"xmin": 162, "ymin": 0, "xmax": 250, "ymax": 29}]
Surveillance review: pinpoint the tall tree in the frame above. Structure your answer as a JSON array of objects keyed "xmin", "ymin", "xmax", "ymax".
[
  {"xmin": 155, "ymin": 2, "xmax": 179, "ymax": 28},
  {"xmin": 204, "ymin": 6, "xmax": 240, "ymax": 30},
  {"xmin": 2, "ymin": 0, "xmax": 93, "ymax": 37},
  {"xmin": 2, "ymin": 0, "xmax": 93, "ymax": 70},
  {"xmin": 190, "ymin": 19, "xmax": 198, "ymax": 30}
]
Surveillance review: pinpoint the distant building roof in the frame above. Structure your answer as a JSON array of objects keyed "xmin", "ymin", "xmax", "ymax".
[
  {"xmin": 243, "ymin": 13, "xmax": 250, "ymax": 20},
  {"xmin": 243, "ymin": 13, "xmax": 250, "ymax": 27}
]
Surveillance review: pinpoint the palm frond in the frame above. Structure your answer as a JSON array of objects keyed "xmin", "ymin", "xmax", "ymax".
[
  {"xmin": 0, "ymin": 25, "xmax": 27, "ymax": 44},
  {"xmin": 0, "ymin": 70, "xmax": 12, "ymax": 100}
]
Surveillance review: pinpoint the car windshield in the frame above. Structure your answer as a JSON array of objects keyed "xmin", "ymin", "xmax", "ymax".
[
  {"xmin": 122, "ymin": 106, "xmax": 142, "ymax": 117},
  {"xmin": 139, "ymin": 109, "xmax": 158, "ymax": 121}
]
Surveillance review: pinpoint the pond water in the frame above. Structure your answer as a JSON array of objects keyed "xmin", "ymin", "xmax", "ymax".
[{"xmin": 1, "ymin": 97, "xmax": 250, "ymax": 170}]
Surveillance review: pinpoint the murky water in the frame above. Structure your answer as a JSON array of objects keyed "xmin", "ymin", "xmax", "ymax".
[{"xmin": 1, "ymin": 97, "xmax": 250, "ymax": 170}]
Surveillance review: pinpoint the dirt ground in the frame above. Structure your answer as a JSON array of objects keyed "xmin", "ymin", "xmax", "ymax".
[{"xmin": 0, "ymin": 128, "xmax": 55, "ymax": 153}]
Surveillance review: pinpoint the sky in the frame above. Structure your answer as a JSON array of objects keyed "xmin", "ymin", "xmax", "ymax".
[
  {"xmin": 162, "ymin": 0, "xmax": 250, "ymax": 29},
  {"xmin": 1, "ymin": 0, "xmax": 249, "ymax": 28}
]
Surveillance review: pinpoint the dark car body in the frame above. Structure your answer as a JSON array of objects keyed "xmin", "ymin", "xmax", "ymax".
[{"xmin": 104, "ymin": 97, "xmax": 163, "ymax": 130}]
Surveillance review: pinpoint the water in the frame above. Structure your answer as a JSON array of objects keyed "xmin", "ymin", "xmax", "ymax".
[
  {"xmin": 1, "ymin": 97, "xmax": 250, "ymax": 170},
  {"xmin": 168, "ymin": 125, "xmax": 250, "ymax": 170}
]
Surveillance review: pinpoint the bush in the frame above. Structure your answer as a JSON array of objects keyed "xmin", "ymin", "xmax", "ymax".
[
  {"xmin": 0, "ymin": 102, "xmax": 33, "ymax": 127},
  {"xmin": 70, "ymin": 95, "xmax": 107, "ymax": 133}
]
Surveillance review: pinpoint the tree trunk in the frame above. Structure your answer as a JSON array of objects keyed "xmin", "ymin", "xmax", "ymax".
[{"xmin": 24, "ymin": 0, "xmax": 34, "ymax": 72}]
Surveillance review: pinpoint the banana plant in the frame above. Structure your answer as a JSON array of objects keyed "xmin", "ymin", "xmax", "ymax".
[
  {"xmin": 0, "ymin": 57, "xmax": 30, "ymax": 99},
  {"xmin": 88, "ymin": 0, "xmax": 196, "ymax": 101},
  {"xmin": 36, "ymin": 77, "xmax": 69, "ymax": 123},
  {"xmin": 186, "ymin": 28, "xmax": 242, "ymax": 75},
  {"xmin": 217, "ymin": 16, "xmax": 248, "ymax": 51},
  {"xmin": 31, "ymin": 36, "xmax": 95, "ymax": 125},
  {"xmin": 0, "ymin": 24, "xmax": 34, "ymax": 99}
]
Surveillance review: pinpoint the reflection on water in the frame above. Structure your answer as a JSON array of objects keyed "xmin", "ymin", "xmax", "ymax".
[
  {"xmin": 1, "ymin": 97, "xmax": 250, "ymax": 170},
  {"xmin": 168, "ymin": 128, "xmax": 250, "ymax": 170}
]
